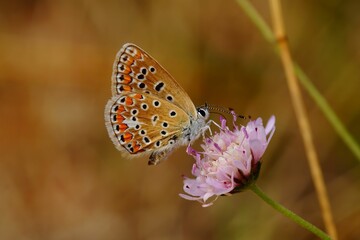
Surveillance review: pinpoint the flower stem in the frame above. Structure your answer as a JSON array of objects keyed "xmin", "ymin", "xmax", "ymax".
[{"xmin": 249, "ymin": 184, "xmax": 331, "ymax": 240}]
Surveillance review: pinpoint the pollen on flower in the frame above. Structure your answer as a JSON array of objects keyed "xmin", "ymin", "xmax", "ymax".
[{"xmin": 179, "ymin": 114, "xmax": 276, "ymax": 207}]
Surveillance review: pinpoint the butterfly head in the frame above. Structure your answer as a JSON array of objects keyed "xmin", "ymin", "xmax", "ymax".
[{"xmin": 180, "ymin": 105, "xmax": 210, "ymax": 146}]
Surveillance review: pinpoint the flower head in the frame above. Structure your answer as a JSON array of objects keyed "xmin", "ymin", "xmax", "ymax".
[{"xmin": 180, "ymin": 115, "xmax": 276, "ymax": 207}]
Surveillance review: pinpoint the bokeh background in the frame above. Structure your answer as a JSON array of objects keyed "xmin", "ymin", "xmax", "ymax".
[{"xmin": 1, "ymin": 0, "xmax": 359, "ymax": 239}]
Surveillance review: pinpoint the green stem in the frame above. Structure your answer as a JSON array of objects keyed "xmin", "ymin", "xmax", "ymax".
[
  {"xmin": 294, "ymin": 65, "xmax": 360, "ymax": 160},
  {"xmin": 249, "ymin": 184, "xmax": 331, "ymax": 240},
  {"xmin": 235, "ymin": 0, "xmax": 360, "ymax": 162},
  {"xmin": 235, "ymin": 0, "xmax": 274, "ymax": 42}
]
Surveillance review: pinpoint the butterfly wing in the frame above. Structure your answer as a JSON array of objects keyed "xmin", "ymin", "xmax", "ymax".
[
  {"xmin": 105, "ymin": 92, "xmax": 192, "ymax": 163},
  {"xmin": 111, "ymin": 43, "xmax": 197, "ymax": 117}
]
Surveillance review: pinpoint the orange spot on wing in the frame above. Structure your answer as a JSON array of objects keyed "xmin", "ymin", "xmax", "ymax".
[
  {"xmin": 119, "ymin": 64, "xmax": 131, "ymax": 74},
  {"xmin": 132, "ymin": 142, "xmax": 142, "ymax": 153},
  {"xmin": 123, "ymin": 132, "xmax": 133, "ymax": 142},
  {"xmin": 116, "ymin": 114, "xmax": 125, "ymax": 123},
  {"xmin": 134, "ymin": 51, "xmax": 142, "ymax": 59},
  {"xmin": 121, "ymin": 85, "xmax": 132, "ymax": 92},
  {"xmin": 117, "ymin": 105, "xmax": 126, "ymax": 113},
  {"xmin": 133, "ymin": 93, "xmax": 144, "ymax": 100},
  {"xmin": 125, "ymin": 97, "xmax": 134, "ymax": 106},
  {"xmin": 123, "ymin": 55, "xmax": 134, "ymax": 65},
  {"xmin": 119, "ymin": 123, "xmax": 128, "ymax": 132},
  {"xmin": 122, "ymin": 75, "xmax": 132, "ymax": 84}
]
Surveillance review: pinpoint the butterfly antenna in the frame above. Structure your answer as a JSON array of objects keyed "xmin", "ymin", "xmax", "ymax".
[
  {"xmin": 202, "ymin": 103, "xmax": 225, "ymax": 119},
  {"xmin": 206, "ymin": 104, "xmax": 250, "ymax": 120}
]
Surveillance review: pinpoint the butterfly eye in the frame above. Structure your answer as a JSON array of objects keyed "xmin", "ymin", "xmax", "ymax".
[{"xmin": 197, "ymin": 107, "xmax": 209, "ymax": 119}]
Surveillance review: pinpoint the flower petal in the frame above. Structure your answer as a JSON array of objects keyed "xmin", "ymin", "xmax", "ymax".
[
  {"xmin": 265, "ymin": 115, "xmax": 276, "ymax": 135},
  {"xmin": 249, "ymin": 139, "xmax": 266, "ymax": 162}
]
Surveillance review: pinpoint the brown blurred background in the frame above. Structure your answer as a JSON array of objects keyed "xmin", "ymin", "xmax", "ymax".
[{"xmin": 0, "ymin": 0, "xmax": 359, "ymax": 239}]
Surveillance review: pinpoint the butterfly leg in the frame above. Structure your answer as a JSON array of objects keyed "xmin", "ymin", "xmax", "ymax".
[
  {"xmin": 201, "ymin": 123, "xmax": 212, "ymax": 139},
  {"xmin": 148, "ymin": 148, "xmax": 173, "ymax": 165},
  {"xmin": 201, "ymin": 119, "xmax": 229, "ymax": 139},
  {"xmin": 203, "ymin": 119, "xmax": 226, "ymax": 137},
  {"xmin": 208, "ymin": 120, "xmax": 223, "ymax": 129}
]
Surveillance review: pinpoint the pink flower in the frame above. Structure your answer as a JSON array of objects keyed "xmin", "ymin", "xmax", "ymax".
[{"xmin": 180, "ymin": 115, "xmax": 276, "ymax": 207}]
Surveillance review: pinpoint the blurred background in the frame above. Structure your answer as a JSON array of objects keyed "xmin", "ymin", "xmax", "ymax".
[{"xmin": 1, "ymin": 0, "xmax": 359, "ymax": 239}]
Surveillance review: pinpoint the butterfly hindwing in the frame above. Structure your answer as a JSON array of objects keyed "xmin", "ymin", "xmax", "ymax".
[{"xmin": 105, "ymin": 92, "xmax": 191, "ymax": 158}]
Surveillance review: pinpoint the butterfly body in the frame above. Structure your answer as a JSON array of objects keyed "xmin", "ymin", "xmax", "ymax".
[{"xmin": 105, "ymin": 43, "xmax": 209, "ymax": 165}]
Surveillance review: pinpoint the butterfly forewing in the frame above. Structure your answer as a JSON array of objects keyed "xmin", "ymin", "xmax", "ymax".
[
  {"xmin": 112, "ymin": 43, "xmax": 197, "ymax": 117},
  {"xmin": 105, "ymin": 92, "xmax": 191, "ymax": 155}
]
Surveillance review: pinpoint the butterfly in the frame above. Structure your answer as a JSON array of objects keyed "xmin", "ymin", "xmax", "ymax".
[{"xmin": 104, "ymin": 43, "xmax": 210, "ymax": 165}]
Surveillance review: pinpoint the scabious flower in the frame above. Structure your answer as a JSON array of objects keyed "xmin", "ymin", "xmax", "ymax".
[{"xmin": 180, "ymin": 114, "xmax": 276, "ymax": 207}]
